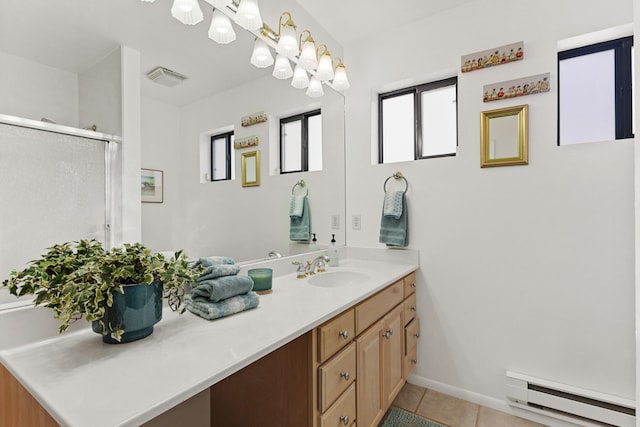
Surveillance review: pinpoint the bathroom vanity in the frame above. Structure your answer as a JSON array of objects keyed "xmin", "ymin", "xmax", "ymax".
[{"xmin": 0, "ymin": 248, "xmax": 418, "ymax": 427}]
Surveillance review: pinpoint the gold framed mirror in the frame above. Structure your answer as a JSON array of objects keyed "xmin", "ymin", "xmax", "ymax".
[
  {"xmin": 241, "ymin": 151, "xmax": 260, "ymax": 187},
  {"xmin": 480, "ymin": 104, "xmax": 528, "ymax": 167}
]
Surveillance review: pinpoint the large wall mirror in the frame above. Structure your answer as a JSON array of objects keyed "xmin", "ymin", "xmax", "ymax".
[{"xmin": 480, "ymin": 104, "xmax": 528, "ymax": 168}]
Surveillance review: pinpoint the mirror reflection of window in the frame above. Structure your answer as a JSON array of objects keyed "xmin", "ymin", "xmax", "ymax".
[
  {"xmin": 210, "ymin": 131, "xmax": 234, "ymax": 181},
  {"xmin": 489, "ymin": 115, "xmax": 519, "ymax": 159},
  {"xmin": 280, "ymin": 109, "xmax": 322, "ymax": 173}
]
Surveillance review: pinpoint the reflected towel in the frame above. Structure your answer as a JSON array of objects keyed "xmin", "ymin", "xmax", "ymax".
[
  {"xmin": 379, "ymin": 193, "xmax": 408, "ymax": 247},
  {"xmin": 185, "ymin": 292, "xmax": 260, "ymax": 320},
  {"xmin": 290, "ymin": 196, "xmax": 311, "ymax": 241},
  {"xmin": 289, "ymin": 195, "xmax": 305, "ymax": 218},
  {"xmin": 198, "ymin": 264, "xmax": 241, "ymax": 282},
  {"xmin": 189, "ymin": 256, "xmax": 235, "ymax": 270},
  {"xmin": 383, "ymin": 191, "xmax": 404, "ymax": 219},
  {"xmin": 191, "ymin": 275, "xmax": 254, "ymax": 302}
]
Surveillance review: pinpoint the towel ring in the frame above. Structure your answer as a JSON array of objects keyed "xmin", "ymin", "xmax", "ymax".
[
  {"xmin": 383, "ymin": 172, "xmax": 408, "ymax": 194},
  {"xmin": 292, "ymin": 180, "xmax": 308, "ymax": 196}
]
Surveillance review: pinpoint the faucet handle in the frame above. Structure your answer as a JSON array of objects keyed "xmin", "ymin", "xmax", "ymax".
[{"xmin": 292, "ymin": 261, "xmax": 307, "ymax": 279}]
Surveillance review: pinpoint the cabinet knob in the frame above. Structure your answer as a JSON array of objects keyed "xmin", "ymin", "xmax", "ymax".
[
  {"xmin": 340, "ymin": 371, "xmax": 350, "ymax": 381},
  {"xmin": 413, "ymin": 332, "xmax": 420, "ymax": 338},
  {"xmin": 340, "ymin": 415, "xmax": 349, "ymax": 425},
  {"xmin": 411, "ymin": 358, "xmax": 418, "ymax": 365},
  {"xmin": 339, "ymin": 330, "xmax": 349, "ymax": 339},
  {"xmin": 410, "ymin": 307, "xmax": 416, "ymax": 312},
  {"xmin": 411, "ymin": 282, "xmax": 416, "ymax": 288},
  {"xmin": 383, "ymin": 328, "xmax": 394, "ymax": 339}
]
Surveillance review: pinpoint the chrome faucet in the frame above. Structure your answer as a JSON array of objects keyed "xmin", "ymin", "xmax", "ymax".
[
  {"xmin": 307, "ymin": 255, "xmax": 330, "ymax": 275},
  {"xmin": 291, "ymin": 261, "xmax": 307, "ymax": 279},
  {"xmin": 268, "ymin": 251, "xmax": 282, "ymax": 258}
]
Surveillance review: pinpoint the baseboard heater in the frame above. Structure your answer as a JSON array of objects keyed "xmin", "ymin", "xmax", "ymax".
[{"xmin": 506, "ymin": 371, "xmax": 635, "ymax": 427}]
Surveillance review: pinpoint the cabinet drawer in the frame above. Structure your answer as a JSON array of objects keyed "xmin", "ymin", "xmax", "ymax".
[
  {"xmin": 319, "ymin": 342, "xmax": 356, "ymax": 413},
  {"xmin": 403, "ymin": 272, "xmax": 416, "ymax": 298},
  {"xmin": 404, "ymin": 317, "xmax": 420, "ymax": 355},
  {"xmin": 320, "ymin": 382, "xmax": 356, "ymax": 427},
  {"xmin": 355, "ymin": 280, "xmax": 403, "ymax": 335},
  {"xmin": 403, "ymin": 292, "xmax": 417, "ymax": 325},
  {"xmin": 318, "ymin": 309, "xmax": 355, "ymax": 363},
  {"xmin": 403, "ymin": 344, "xmax": 417, "ymax": 379}
]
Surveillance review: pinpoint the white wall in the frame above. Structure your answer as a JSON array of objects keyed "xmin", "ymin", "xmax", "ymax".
[
  {"xmin": 344, "ymin": 0, "xmax": 635, "ymax": 414},
  {"xmin": 79, "ymin": 48, "xmax": 122, "ymax": 135},
  {"xmin": 174, "ymin": 75, "xmax": 345, "ymax": 262},
  {"xmin": 0, "ymin": 50, "xmax": 79, "ymax": 126},
  {"xmin": 141, "ymin": 96, "xmax": 182, "ymax": 252}
]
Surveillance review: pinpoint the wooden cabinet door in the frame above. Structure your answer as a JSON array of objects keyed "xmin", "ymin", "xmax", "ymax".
[
  {"xmin": 382, "ymin": 304, "xmax": 404, "ymax": 408},
  {"xmin": 356, "ymin": 319, "xmax": 384, "ymax": 427}
]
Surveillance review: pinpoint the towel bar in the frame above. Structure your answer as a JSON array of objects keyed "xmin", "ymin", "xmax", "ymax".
[
  {"xmin": 383, "ymin": 172, "xmax": 408, "ymax": 193},
  {"xmin": 292, "ymin": 180, "xmax": 308, "ymax": 195}
]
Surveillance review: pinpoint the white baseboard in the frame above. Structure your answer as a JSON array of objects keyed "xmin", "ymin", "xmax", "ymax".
[{"xmin": 406, "ymin": 373, "xmax": 584, "ymax": 427}]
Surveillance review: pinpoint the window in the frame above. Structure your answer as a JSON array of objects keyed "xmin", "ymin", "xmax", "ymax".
[
  {"xmin": 210, "ymin": 131, "xmax": 234, "ymax": 181},
  {"xmin": 280, "ymin": 109, "xmax": 322, "ymax": 173},
  {"xmin": 558, "ymin": 36, "xmax": 633, "ymax": 145},
  {"xmin": 378, "ymin": 77, "xmax": 457, "ymax": 164}
]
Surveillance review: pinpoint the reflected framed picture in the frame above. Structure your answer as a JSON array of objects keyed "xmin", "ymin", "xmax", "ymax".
[{"xmin": 141, "ymin": 168, "xmax": 163, "ymax": 203}]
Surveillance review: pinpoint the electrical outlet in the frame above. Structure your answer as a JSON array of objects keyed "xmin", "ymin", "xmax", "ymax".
[
  {"xmin": 331, "ymin": 214, "xmax": 340, "ymax": 230},
  {"xmin": 352, "ymin": 214, "xmax": 361, "ymax": 230}
]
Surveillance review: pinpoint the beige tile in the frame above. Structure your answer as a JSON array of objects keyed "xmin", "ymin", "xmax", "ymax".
[
  {"xmin": 415, "ymin": 389, "xmax": 478, "ymax": 427},
  {"xmin": 392, "ymin": 382, "xmax": 426, "ymax": 413},
  {"xmin": 476, "ymin": 406, "xmax": 548, "ymax": 427}
]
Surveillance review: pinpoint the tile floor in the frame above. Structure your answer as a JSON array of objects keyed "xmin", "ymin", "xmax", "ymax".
[{"xmin": 388, "ymin": 382, "xmax": 548, "ymax": 427}]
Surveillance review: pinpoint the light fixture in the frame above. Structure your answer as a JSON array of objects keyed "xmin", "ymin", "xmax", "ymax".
[
  {"xmin": 291, "ymin": 64, "xmax": 309, "ymax": 89},
  {"xmin": 140, "ymin": 0, "xmax": 156, "ymax": 2},
  {"xmin": 204, "ymin": 0, "xmax": 231, "ymax": 8},
  {"xmin": 171, "ymin": 0, "xmax": 204, "ymax": 25},
  {"xmin": 332, "ymin": 58, "xmax": 350, "ymax": 91},
  {"xmin": 250, "ymin": 39, "xmax": 274, "ymax": 68},
  {"xmin": 298, "ymin": 30, "xmax": 318, "ymax": 71},
  {"xmin": 209, "ymin": 9, "xmax": 236, "ymax": 44},
  {"xmin": 306, "ymin": 77, "xmax": 324, "ymax": 98},
  {"xmin": 315, "ymin": 45, "xmax": 334, "ymax": 81},
  {"xmin": 275, "ymin": 12, "xmax": 298, "ymax": 59},
  {"xmin": 272, "ymin": 54, "xmax": 293, "ymax": 79},
  {"xmin": 235, "ymin": 0, "xmax": 263, "ymax": 31}
]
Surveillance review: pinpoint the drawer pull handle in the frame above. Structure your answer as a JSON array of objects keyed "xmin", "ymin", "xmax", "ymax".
[
  {"xmin": 383, "ymin": 328, "xmax": 394, "ymax": 339},
  {"xmin": 340, "ymin": 371, "xmax": 350, "ymax": 381},
  {"xmin": 339, "ymin": 330, "xmax": 349, "ymax": 339},
  {"xmin": 413, "ymin": 332, "xmax": 420, "ymax": 338},
  {"xmin": 340, "ymin": 415, "xmax": 349, "ymax": 425}
]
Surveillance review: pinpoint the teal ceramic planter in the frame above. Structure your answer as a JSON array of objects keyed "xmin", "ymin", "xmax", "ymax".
[{"xmin": 92, "ymin": 281, "xmax": 163, "ymax": 344}]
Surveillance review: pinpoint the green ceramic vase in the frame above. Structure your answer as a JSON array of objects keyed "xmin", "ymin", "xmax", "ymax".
[{"xmin": 92, "ymin": 281, "xmax": 163, "ymax": 344}]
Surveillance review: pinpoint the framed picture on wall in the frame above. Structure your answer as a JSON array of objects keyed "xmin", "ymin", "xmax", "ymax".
[{"xmin": 141, "ymin": 168, "xmax": 163, "ymax": 203}]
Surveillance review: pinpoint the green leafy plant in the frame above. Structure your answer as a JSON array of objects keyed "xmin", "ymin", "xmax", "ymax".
[{"xmin": 1, "ymin": 240, "xmax": 199, "ymax": 340}]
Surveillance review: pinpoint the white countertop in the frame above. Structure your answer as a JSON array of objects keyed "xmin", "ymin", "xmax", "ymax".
[{"xmin": 0, "ymin": 248, "xmax": 418, "ymax": 427}]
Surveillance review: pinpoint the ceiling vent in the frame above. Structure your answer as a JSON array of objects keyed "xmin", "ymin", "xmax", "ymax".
[{"xmin": 146, "ymin": 66, "xmax": 188, "ymax": 87}]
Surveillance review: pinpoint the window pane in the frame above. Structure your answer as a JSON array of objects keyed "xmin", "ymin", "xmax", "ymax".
[
  {"xmin": 421, "ymin": 85, "xmax": 457, "ymax": 156},
  {"xmin": 308, "ymin": 114, "xmax": 322, "ymax": 171},
  {"xmin": 212, "ymin": 137, "xmax": 227, "ymax": 180},
  {"xmin": 282, "ymin": 120, "xmax": 302, "ymax": 172},
  {"xmin": 559, "ymin": 49, "xmax": 616, "ymax": 145},
  {"xmin": 382, "ymin": 93, "xmax": 414, "ymax": 163}
]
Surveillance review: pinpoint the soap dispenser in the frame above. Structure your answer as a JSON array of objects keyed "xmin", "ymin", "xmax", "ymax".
[
  {"xmin": 309, "ymin": 233, "xmax": 319, "ymax": 251},
  {"xmin": 328, "ymin": 234, "xmax": 339, "ymax": 267}
]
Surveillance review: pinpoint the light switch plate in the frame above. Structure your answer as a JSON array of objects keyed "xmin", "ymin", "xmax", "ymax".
[
  {"xmin": 331, "ymin": 214, "xmax": 340, "ymax": 230},
  {"xmin": 352, "ymin": 214, "xmax": 361, "ymax": 230}
]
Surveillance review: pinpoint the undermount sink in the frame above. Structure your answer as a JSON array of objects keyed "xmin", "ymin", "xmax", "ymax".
[{"xmin": 307, "ymin": 270, "xmax": 370, "ymax": 287}]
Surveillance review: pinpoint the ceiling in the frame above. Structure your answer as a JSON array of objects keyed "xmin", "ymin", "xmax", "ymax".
[{"xmin": 0, "ymin": 0, "xmax": 474, "ymax": 107}]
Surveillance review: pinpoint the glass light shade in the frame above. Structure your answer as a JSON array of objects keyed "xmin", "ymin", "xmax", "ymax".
[
  {"xmin": 332, "ymin": 65, "xmax": 350, "ymax": 91},
  {"xmin": 315, "ymin": 54, "xmax": 334, "ymax": 81},
  {"xmin": 291, "ymin": 65, "xmax": 309, "ymax": 89},
  {"xmin": 205, "ymin": 0, "xmax": 231, "ymax": 7},
  {"xmin": 306, "ymin": 77, "xmax": 324, "ymax": 98},
  {"xmin": 276, "ymin": 25, "xmax": 298, "ymax": 58},
  {"xmin": 140, "ymin": 0, "xmax": 156, "ymax": 2},
  {"xmin": 171, "ymin": 0, "xmax": 204, "ymax": 25},
  {"xmin": 250, "ymin": 39, "xmax": 274, "ymax": 68},
  {"xmin": 272, "ymin": 54, "xmax": 293, "ymax": 79},
  {"xmin": 208, "ymin": 10, "xmax": 236, "ymax": 44},
  {"xmin": 298, "ymin": 40, "xmax": 318, "ymax": 70},
  {"xmin": 234, "ymin": 0, "xmax": 263, "ymax": 31}
]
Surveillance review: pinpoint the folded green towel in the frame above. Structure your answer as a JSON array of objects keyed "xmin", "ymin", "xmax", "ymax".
[
  {"xmin": 189, "ymin": 256, "xmax": 235, "ymax": 269},
  {"xmin": 185, "ymin": 293, "xmax": 260, "ymax": 320},
  {"xmin": 290, "ymin": 196, "xmax": 310, "ymax": 241},
  {"xmin": 198, "ymin": 264, "xmax": 241, "ymax": 282},
  {"xmin": 191, "ymin": 275, "xmax": 254, "ymax": 302},
  {"xmin": 379, "ymin": 193, "xmax": 408, "ymax": 247}
]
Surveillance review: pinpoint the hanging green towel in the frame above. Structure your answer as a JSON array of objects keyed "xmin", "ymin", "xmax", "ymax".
[
  {"xmin": 190, "ymin": 275, "xmax": 254, "ymax": 302},
  {"xmin": 379, "ymin": 193, "xmax": 408, "ymax": 247},
  {"xmin": 185, "ymin": 292, "xmax": 260, "ymax": 320},
  {"xmin": 290, "ymin": 196, "xmax": 311, "ymax": 241}
]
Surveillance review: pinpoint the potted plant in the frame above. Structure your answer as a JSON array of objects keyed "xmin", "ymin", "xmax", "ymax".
[{"xmin": 1, "ymin": 240, "xmax": 199, "ymax": 343}]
